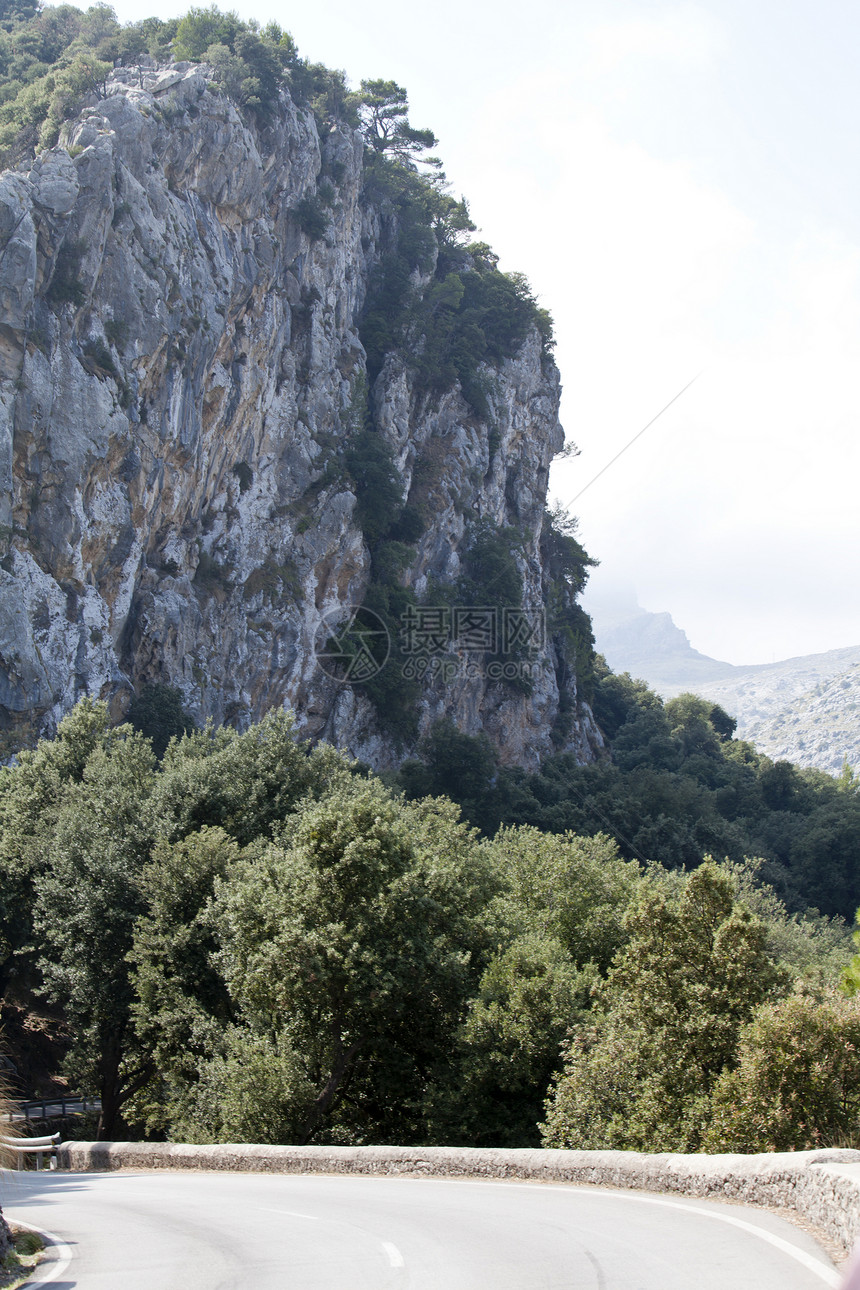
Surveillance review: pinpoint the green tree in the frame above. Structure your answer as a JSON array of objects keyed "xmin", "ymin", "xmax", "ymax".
[
  {"xmin": 428, "ymin": 933, "xmax": 596, "ymax": 1147},
  {"xmin": 33, "ymin": 728, "xmax": 157, "ymax": 1139},
  {"xmin": 486, "ymin": 826, "xmax": 642, "ymax": 969},
  {"xmin": 345, "ymin": 429, "xmax": 404, "ymax": 544},
  {"xmin": 170, "ymin": 1027, "xmax": 315, "ymax": 1144},
  {"xmin": 172, "ymin": 6, "xmax": 242, "ymax": 60},
  {"xmin": 589, "ymin": 661, "xmax": 662, "ymax": 742},
  {"xmin": 204, "ymin": 29, "xmax": 285, "ymax": 122},
  {"xmin": 126, "ymin": 682, "xmax": 195, "ymax": 760},
  {"xmin": 542, "ymin": 505, "xmax": 597, "ymax": 601},
  {"xmin": 837, "ymin": 759, "xmax": 859, "ymax": 795},
  {"xmin": 542, "ymin": 505, "xmax": 598, "ymax": 705},
  {"xmin": 842, "ymin": 907, "xmax": 860, "ymax": 996},
  {"xmin": 149, "ymin": 709, "xmax": 348, "ymax": 847},
  {"xmin": 0, "ymin": 699, "xmax": 115, "ymax": 996},
  {"xmin": 420, "ymin": 828, "xmax": 639, "ymax": 1147},
  {"xmin": 127, "ymin": 717, "xmax": 353, "ymax": 1130},
  {"xmin": 399, "ymin": 720, "xmax": 499, "ymax": 831},
  {"xmin": 0, "ymin": 0, "xmax": 39, "ymax": 25},
  {"xmin": 128, "ymin": 826, "xmax": 240, "ymax": 1134},
  {"xmin": 201, "ymin": 779, "xmax": 496, "ymax": 1143},
  {"xmin": 542, "ymin": 861, "xmax": 785, "ymax": 1151},
  {"xmin": 705, "ymin": 993, "xmax": 860, "ymax": 1151},
  {"xmin": 789, "ymin": 803, "xmax": 860, "ymax": 918},
  {"xmin": 357, "ymin": 78, "xmax": 439, "ymax": 166}
]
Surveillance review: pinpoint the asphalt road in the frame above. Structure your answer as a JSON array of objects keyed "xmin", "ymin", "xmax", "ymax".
[{"xmin": 0, "ymin": 1168, "xmax": 844, "ymax": 1289}]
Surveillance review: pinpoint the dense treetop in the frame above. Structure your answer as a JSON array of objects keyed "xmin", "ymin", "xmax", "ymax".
[
  {"xmin": 398, "ymin": 662, "xmax": 860, "ymax": 922},
  {"xmin": 1, "ymin": 697, "xmax": 857, "ymax": 1154},
  {"xmin": 0, "ymin": 3, "xmax": 322, "ymax": 158},
  {"xmin": 0, "ymin": 4, "xmax": 454, "ymax": 175}
]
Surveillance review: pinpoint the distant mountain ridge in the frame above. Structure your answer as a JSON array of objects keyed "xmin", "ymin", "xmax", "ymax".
[
  {"xmin": 586, "ymin": 592, "xmax": 860, "ymax": 774},
  {"xmin": 593, "ymin": 606, "xmax": 739, "ymax": 688}
]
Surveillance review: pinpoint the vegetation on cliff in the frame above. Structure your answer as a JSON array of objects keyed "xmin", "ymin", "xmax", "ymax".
[{"xmin": 0, "ymin": 3, "xmax": 325, "ymax": 162}]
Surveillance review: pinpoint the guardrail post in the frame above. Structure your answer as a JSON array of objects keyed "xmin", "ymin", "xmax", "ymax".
[{"xmin": 1, "ymin": 1133, "xmax": 61, "ymax": 1172}]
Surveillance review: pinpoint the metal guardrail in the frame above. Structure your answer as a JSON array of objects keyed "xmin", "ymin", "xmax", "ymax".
[
  {"xmin": 4, "ymin": 1094, "xmax": 100, "ymax": 1123},
  {"xmin": 1, "ymin": 1132, "xmax": 61, "ymax": 1171}
]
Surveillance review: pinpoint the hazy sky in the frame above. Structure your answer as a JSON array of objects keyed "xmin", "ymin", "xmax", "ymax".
[{"xmin": 105, "ymin": 0, "xmax": 860, "ymax": 665}]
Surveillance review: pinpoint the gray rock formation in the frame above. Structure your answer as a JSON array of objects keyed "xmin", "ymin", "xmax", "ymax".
[
  {"xmin": 0, "ymin": 64, "xmax": 601, "ymax": 770},
  {"xmin": 585, "ymin": 584, "xmax": 737, "ymax": 688},
  {"xmin": 677, "ymin": 651, "xmax": 860, "ymax": 775}
]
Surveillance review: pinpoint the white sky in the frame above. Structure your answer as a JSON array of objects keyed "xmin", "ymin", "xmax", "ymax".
[{"xmin": 104, "ymin": 0, "xmax": 860, "ymax": 665}]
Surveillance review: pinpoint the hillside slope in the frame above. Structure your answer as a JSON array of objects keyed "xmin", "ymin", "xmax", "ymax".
[
  {"xmin": 588, "ymin": 591, "xmax": 860, "ymax": 773},
  {"xmin": 683, "ymin": 651, "xmax": 860, "ymax": 774}
]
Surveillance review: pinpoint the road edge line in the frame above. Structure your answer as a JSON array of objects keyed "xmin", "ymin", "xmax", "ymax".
[{"xmin": 6, "ymin": 1217, "xmax": 74, "ymax": 1287}]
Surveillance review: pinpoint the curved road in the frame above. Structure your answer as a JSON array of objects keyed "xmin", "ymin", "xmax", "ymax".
[{"xmin": 0, "ymin": 1168, "xmax": 843, "ymax": 1288}]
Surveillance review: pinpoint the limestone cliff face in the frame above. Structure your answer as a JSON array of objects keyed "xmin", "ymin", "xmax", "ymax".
[{"xmin": 0, "ymin": 62, "xmax": 602, "ymax": 770}]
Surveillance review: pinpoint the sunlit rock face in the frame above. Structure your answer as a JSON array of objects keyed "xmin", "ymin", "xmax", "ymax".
[{"xmin": 0, "ymin": 63, "xmax": 602, "ymax": 770}]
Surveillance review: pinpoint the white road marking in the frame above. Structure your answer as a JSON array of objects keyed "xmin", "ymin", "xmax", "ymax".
[
  {"xmin": 593, "ymin": 1190, "xmax": 841, "ymax": 1288},
  {"xmin": 5, "ymin": 1217, "xmax": 74, "ymax": 1286},
  {"xmin": 260, "ymin": 1208, "xmax": 405, "ymax": 1271},
  {"xmin": 452, "ymin": 1180, "xmax": 840, "ymax": 1288},
  {"xmin": 261, "ymin": 1200, "xmax": 406, "ymax": 1273},
  {"xmin": 381, "ymin": 1239, "xmax": 405, "ymax": 1268}
]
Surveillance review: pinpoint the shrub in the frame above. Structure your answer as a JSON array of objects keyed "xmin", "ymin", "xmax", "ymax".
[
  {"xmin": 345, "ymin": 430, "xmax": 404, "ymax": 544},
  {"xmin": 172, "ymin": 6, "xmax": 243, "ymax": 60},
  {"xmin": 399, "ymin": 720, "xmax": 499, "ymax": 830},
  {"xmin": 232, "ymin": 461, "xmax": 253, "ymax": 494},
  {"xmin": 105, "ymin": 318, "xmax": 128, "ymax": 349},
  {"xmin": 353, "ymin": 581, "xmax": 422, "ymax": 744},
  {"xmin": 82, "ymin": 338, "xmax": 119, "ymax": 381},
  {"xmin": 193, "ymin": 549, "xmax": 234, "ymax": 598},
  {"xmin": 704, "ymin": 993, "xmax": 860, "ymax": 1151},
  {"xmin": 46, "ymin": 239, "xmax": 86, "ymax": 307},
  {"xmin": 454, "ymin": 519, "xmax": 534, "ymax": 695},
  {"xmin": 359, "ymin": 211, "xmax": 554, "ymax": 415},
  {"xmin": 293, "ymin": 192, "xmax": 329, "ymax": 241},
  {"xmin": 242, "ymin": 558, "xmax": 301, "ymax": 605},
  {"xmin": 389, "ymin": 503, "xmax": 425, "ymax": 544},
  {"xmin": 542, "ymin": 863, "xmax": 785, "ymax": 1152},
  {"xmin": 170, "ymin": 1028, "xmax": 315, "ymax": 1145}
]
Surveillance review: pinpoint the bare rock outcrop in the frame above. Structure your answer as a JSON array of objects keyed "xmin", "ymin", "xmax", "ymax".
[{"xmin": 0, "ymin": 63, "xmax": 601, "ymax": 770}]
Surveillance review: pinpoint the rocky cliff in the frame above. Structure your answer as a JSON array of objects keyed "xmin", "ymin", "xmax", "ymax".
[{"xmin": 0, "ymin": 61, "xmax": 602, "ymax": 770}]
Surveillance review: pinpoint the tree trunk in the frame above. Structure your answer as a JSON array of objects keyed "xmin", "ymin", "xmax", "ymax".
[
  {"xmin": 299, "ymin": 1035, "xmax": 363, "ymax": 1144},
  {"xmin": 0, "ymin": 1207, "xmax": 12, "ymax": 1260},
  {"xmin": 96, "ymin": 1030, "xmax": 154, "ymax": 1140}
]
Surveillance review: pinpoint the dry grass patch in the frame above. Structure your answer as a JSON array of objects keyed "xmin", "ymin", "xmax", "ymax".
[{"xmin": 0, "ymin": 1227, "xmax": 45, "ymax": 1289}]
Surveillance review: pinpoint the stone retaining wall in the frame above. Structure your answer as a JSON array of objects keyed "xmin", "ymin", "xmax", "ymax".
[{"xmin": 59, "ymin": 1143, "xmax": 860, "ymax": 1258}]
